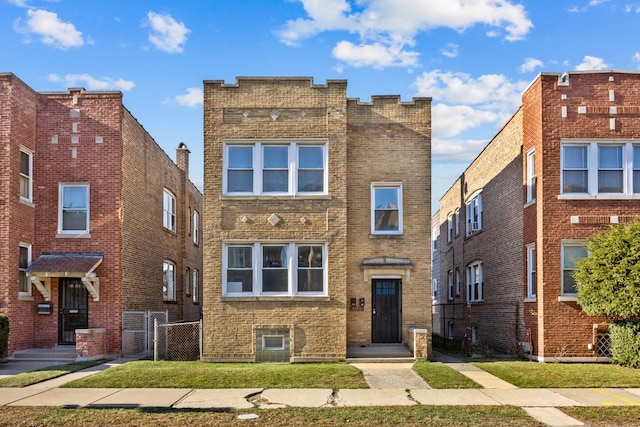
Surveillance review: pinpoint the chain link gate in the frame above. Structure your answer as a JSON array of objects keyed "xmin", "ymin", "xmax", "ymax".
[
  {"xmin": 154, "ymin": 319, "xmax": 202, "ymax": 361},
  {"xmin": 122, "ymin": 311, "xmax": 168, "ymax": 357}
]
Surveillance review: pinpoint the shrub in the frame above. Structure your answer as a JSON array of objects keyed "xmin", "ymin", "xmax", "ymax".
[
  {"xmin": 0, "ymin": 314, "xmax": 8, "ymax": 359},
  {"xmin": 610, "ymin": 321, "xmax": 640, "ymax": 368}
]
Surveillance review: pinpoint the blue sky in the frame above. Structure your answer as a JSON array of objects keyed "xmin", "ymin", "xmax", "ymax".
[{"xmin": 2, "ymin": 0, "xmax": 640, "ymax": 212}]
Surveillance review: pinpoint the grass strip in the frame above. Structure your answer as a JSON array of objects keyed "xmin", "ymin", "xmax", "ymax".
[
  {"xmin": 563, "ymin": 406, "xmax": 640, "ymax": 427},
  {"xmin": 0, "ymin": 405, "xmax": 542, "ymax": 427},
  {"xmin": 413, "ymin": 361, "xmax": 481, "ymax": 388},
  {"xmin": 62, "ymin": 361, "xmax": 368, "ymax": 389},
  {"xmin": 471, "ymin": 361, "xmax": 640, "ymax": 388},
  {"xmin": 0, "ymin": 360, "xmax": 106, "ymax": 388}
]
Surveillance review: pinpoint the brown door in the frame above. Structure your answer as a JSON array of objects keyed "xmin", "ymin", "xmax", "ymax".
[
  {"xmin": 58, "ymin": 278, "xmax": 88, "ymax": 345},
  {"xmin": 371, "ymin": 279, "xmax": 401, "ymax": 343}
]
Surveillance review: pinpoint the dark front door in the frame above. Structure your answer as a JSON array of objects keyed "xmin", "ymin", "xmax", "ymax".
[
  {"xmin": 58, "ymin": 278, "xmax": 88, "ymax": 345},
  {"xmin": 371, "ymin": 279, "xmax": 401, "ymax": 343}
]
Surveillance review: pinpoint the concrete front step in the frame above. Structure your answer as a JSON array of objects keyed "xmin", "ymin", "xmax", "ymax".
[
  {"xmin": 11, "ymin": 347, "xmax": 77, "ymax": 361},
  {"xmin": 346, "ymin": 357, "xmax": 415, "ymax": 363},
  {"xmin": 347, "ymin": 344, "xmax": 414, "ymax": 361}
]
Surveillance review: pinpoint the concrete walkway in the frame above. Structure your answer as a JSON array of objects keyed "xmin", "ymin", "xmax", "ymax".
[{"xmin": 2, "ymin": 356, "xmax": 640, "ymax": 427}]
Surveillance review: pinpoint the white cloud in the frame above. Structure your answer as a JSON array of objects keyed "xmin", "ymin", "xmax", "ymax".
[
  {"xmin": 520, "ymin": 57, "xmax": 544, "ymax": 73},
  {"xmin": 440, "ymin": 43, "xmax": 459, "ymax": 58},
  {"xmin": 14, "ymin": 9, "xmax": 83, "ymax": 49},
  {"xmin": 173, "ymin": 88, "xmax": 203, "ymax": 107},
  {"xmin": 575, "ymin": 55, "xmax": 610, "ymax": 71},
  {"xmin": 277, "ymin": 0, "xmax": 532, "ymax": 69},
  {"xmin": 7, "ymin": 0, "xmax": 29, "ymax": 7},
  {"xmin": 332, "ymin": 40, "xmax": 419, "ymax": 68},
  {"xmin": 146, "ymin": 11, "xmax": 190, "ymax": 53},
  {"xmin": 48, "ymin": 73, "xmax": 135, "ymax": 91},
  {"xmin": 431, "ymin": 104, "xmax": 498, "ymax": 139},
  {"xmin": 633, "ymin": 52, "xmax": 640, "ymax": 64},
  {"xmin": 432, "ymin": 137, "xmax": 489, "ymax": 163},
  {"xmin": 413, "ymin": 70, "xmax": 525, "ymax": 110}
]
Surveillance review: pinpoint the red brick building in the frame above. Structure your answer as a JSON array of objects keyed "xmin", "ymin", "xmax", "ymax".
[
  {"xmin": 0, "ymin": 73, "xmax": 202, "ymax": 358},
  {"xmin": 437, "ymin": 71, "xmax": 640, "ymax": 361}
]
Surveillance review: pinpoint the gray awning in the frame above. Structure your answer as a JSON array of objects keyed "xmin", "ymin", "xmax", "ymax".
[{"xmin": 27, "ymin": 253, "xmax": 103, "ymax": 301}]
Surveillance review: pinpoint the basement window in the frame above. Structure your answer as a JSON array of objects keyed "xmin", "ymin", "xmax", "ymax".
[{"xmin": 263, "ymin": 335, "xmax": 285, "ymax": 351}]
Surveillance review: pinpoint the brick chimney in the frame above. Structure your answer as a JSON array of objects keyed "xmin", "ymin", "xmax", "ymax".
[{"xmin": 176, "ymin": 142, "xmax": 190, "ymax": 177}]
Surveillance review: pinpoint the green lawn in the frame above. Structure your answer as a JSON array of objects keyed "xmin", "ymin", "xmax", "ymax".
[
  {"xmin": 62, "ymin": 361, "xmax": 368, "ymax": 389},
  {"xmin": 471, "ymin": 361, "xmax": 640, "ymax": 388},
  {"xmin": 413, "ymin": 361, "xmax": 482, "ymax": 388},
  {"xmin": 0, "ymin": 360, "xmax": 105, "ymax": 388},
  {"xmin": 0, "ymin": 406, "xmax": 543, "ymax": 427}
]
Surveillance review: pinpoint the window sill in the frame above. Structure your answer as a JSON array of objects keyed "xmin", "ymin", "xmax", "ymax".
[
  {"xmin": 370, "ymin": 233, "xmax": 404, "ymax": 239},
  {"xmin": 56, "ymin": 233, "xmax": 91, "ymax": 239},
  {"xmin": 163, "ymin": 300, "xmax": 178, "ymax": 304},
  {"xmin": 163, "ymin": 227, "xmax": 177, "ymax": 235},
  {"xmin": 20, "ymin": 199, "xmax": 35, "ymax": 208},
  {"xmin": 19, "ymin": 295, "xmax": 34, "ymax": 301},
  {"xmin": 524, "ymin": 199, "xmax": 536, "ymax": 208},
  {"xmin": 221, "ymin": 194, "xmax": 331, "ymax": 200},
  {"xmin": 558, "ymin": 295, "xmax": 577, "ymax": 302},
  {"xmin": 558, "ymin": 194, "xmax": 640, "ymax": 200},
  {"xmin": 524, "ymin": 297, "xmax": 536, "ymax": 303},
  {"xmin": 222, "ymin": 295, "xmax": 330, "ymax": 302}
]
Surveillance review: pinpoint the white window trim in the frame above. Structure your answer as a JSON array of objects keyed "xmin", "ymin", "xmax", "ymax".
[
  {"xmin": 447, "ymin": 213, "xmax": 453, "ymax": 242},
  {"xmin": 371, "ymin": 182, "xmax": 403, "ymax": 235},
  {"xmin": 455, "ymin": 268, "xmax": 461, "ymax": 296},
  {"xmin": 58, "ymin": 183, "xmax": 90, "ymax": 235},
  {"xmin": 262, "ymin": 335, "xmax": 285, "ymax": 351},
  {"xmin": 192, "ymin": 268, "xmax": 199, "ymax": 303},
  {"xmin": 222, "ymin": 139, "xmax": 328, "ymax": 196},
  {"xmin": 163, "ymin": 260, "xmax": 176, "ymax": 302},
  {"xmin": 447, "ymin": 270, "xmax": 454, "ymax": 301},
  {"xmin": 526, "ymin": 244, "xmax": 536, "ymax": 299},
  {"xmin": 465, "ymin": 190, "xmax": 483, "ymax": 236},
  {"xmin": 223, "ymin": 241, "xmax": 328, "ymax": 297},
  {"xmin": 193, "ymin": 210, "xmax": 199, "ymax": 244},
  {"xmin": 526, "ymin": 148, "xmax": 536, "ymax": 204},
  {"xmin": 466, "ymin": 261, "xmax": 483, "ymax": 302},
  {"xmin": 561, "ymin": 240, "xmax": 587, "ymax": 297},
  {"xmin": 20, "ymin": 148, "xmax": 33, "ymax": 203},
  {"xmin": 19, "ymin": 242, "xmax": 32, "ymax": 297},
  {"xmin": 185, "ymin": 267, "xmax": 191, "ymax": 296},
  {"xmin": 432, "ymin": 278, "xmax": 438, "ymax": 302},
  {"xmin": 454, "ymin": 209, "xmax": 460, "ymax": 236},
  {"xmin": 163, "ymin": 189, "xmax": 177, "ymax": 232},
  {"xmin": 560, "ymin": 139, "xmax": 640, "ymax": 197}
]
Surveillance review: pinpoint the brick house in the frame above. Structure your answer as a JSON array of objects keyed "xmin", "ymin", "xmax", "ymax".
[
  {"xmin": 0, "ymin": 73, "xmax": 202, "ymax": 358},
  {"xmin": 202, "ymin": 77, "xmax": 431, "ymax": 361},
  {"xmin": 436, "ymin": 71, "xmax": 640, "ymax": 361}
]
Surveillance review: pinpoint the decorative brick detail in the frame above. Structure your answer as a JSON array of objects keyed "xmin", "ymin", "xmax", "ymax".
[{"xmin": 75, "ymin": 328, "xmax": 106, "ymax": 361}]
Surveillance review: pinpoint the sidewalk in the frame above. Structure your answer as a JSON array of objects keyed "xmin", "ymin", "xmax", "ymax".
[{"xmin": 1, "ymin": 355, "xmax": 640, "ymax": 427}]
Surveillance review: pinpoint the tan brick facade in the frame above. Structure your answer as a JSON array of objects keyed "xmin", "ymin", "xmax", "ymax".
[
  {"xmin": 438, "ymin": 71, "xmax": 640, "ymax": 361},
  {"xmin": 203, "ymin": 77, "xmax": 431, "ymax": 361},
  {"xmin": 0, "ymin": 73, "xmax": 202, "ymax": 357}
]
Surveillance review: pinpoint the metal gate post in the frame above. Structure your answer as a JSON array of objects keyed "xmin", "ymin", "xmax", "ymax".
[{"xmin": 153, "ymin": 318, "xmax": 158, "ymax": 361}]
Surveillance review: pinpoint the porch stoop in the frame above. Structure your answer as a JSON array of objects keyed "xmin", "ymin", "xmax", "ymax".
[
  {"xmin": 346, "ymin": 343, "xmax": 415, "ymax": 363},
  {"xmin": 11, "ymin": 346, "xmax": 77, "ymax": 362}
]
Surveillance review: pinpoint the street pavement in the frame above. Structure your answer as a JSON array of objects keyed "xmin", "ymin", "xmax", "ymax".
[{"xmin": 1, "ymin": 353, "xmax": 639, "ymax": 427}]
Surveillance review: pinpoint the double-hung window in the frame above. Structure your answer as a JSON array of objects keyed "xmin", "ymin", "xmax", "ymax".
[
  {"xmin": 19, "ymin": 243, "xmax": 31, "ymax": 296},
  {"xmin": 185, "ymin": 267, "xmax": 191, "ymax": 296},
  {"xmin": 224, "ymin": 140, "xmax": 327, "ymax": 196},
  {"xmin": 193, "ymin": 210, "xmax": 199, "ymax": 244},
  {"xmin": 561, "ymin": 242, "xmax": 587, "ymax": 296},
  {"xmin": 163, "ymin": 260, "xmax": 176, "ymax": 301},
  {"xmin": 163, "ymin": 189, "xmax": 176, "ymax": 232},
  {"xmin": 447, "ymin": 270, "xmax": 454, "ymax": 300},
  {"xmin": 466, "ymin": 261, "xmax": 483, "ymax": 302},
  {"xmin": 223, "ymin": 242, "xmax": 327, "ymax": 296},
  {"xmin": 59, "ymin": 184, "xmax": 89, "ymax": 234},
  {"xmin": 454, "ymin": 209, "xmax": 460, "ymax": 236},
  {"xmin": 192, "ymin": 269, "xmax": 199, "ymax": 303},
  {"xmin": 20, "ymin": 149, "xmax": 33, "ymax": 202},
  {"xmin": 526, "ymin": 244, "xmax": 536, "ymax": 298},
  {"xmin": 561, "ymin": 141, "xmax": 640, "ymax": 195},
  {"xmin": 371, "ymin": 183, "xmax": 403, "ymax": 235},
  {"xmin": 526, "ymin": 149, "xmax": 536, "ymax": 203},
  {"xmin": 465, "ymin": 191, "xmax": 483, "ymax": 235},
  {"xmin": 447, "ymin": 213, "xmax": 453, "ymax": 242},
  {"xmin": 455, "ymin": 268, "xmax": 461, "ymax": 296}
]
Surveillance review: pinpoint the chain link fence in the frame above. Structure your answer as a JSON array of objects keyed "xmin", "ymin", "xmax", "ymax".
[
  {"xmin": 122, "ymin": 311, "xmax": 168, "ymax": 357},
  {"xmin": 154, "ymin": 319, "xmax": 202, "ymax": 361}
]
